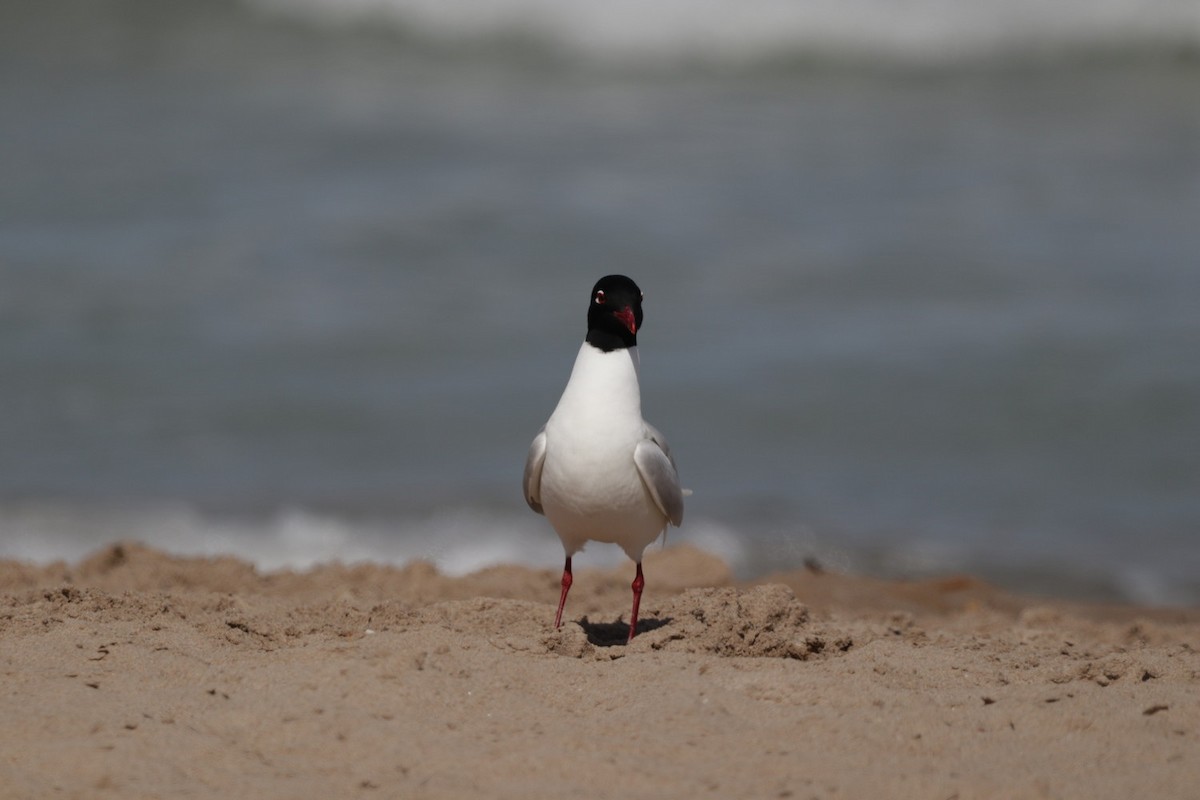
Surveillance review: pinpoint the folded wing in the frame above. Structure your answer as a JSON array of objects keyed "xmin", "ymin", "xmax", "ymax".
[
  {"xmin": 634, "ymin": 424, "xmax": 684, "ymax": 527},
  {"xmin": 523, "ymin": 429, "xmax": 547, "ymax": 515}
]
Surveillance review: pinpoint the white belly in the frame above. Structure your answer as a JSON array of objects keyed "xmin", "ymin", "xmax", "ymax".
[
  {"xmin": 537, "ymin": 342, "xmax": 667, "ymax": 561},
  {"xmin": 539, "ymin": 428, "xmax": 667, "ymax": 561}
]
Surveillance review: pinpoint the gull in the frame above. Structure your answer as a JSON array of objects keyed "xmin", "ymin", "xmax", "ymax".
[{"xmin": 523, "ymin": 274, "xmax": 685, "ymax": 641}]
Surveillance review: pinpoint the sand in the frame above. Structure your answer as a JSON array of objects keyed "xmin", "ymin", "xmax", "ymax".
[{"xmin": 1, "ymin": 542, "xmax": 1197, "ymax": 799}]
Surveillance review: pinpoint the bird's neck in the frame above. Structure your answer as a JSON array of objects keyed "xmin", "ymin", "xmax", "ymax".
[{"xmin": 553, "ymin": 342, "xmax": 642, "ymax": 422}]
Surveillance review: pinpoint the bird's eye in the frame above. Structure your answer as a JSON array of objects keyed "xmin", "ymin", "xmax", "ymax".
[{"xmin": 594, "ymin": 290, "xmax": 606, "ymax": 305}]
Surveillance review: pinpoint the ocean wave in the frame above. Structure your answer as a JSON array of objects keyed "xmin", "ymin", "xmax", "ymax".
[
  {"xmin": 244, "ymin": 0, "xmax": 1200, "ymax": 67},
  {"xmin": 0, "ymin": 503, "xmax": 747, "ymax": 578},
  {"xmin": 2, "ymin": 503, "xmax": 1194, "ymax": 606}
]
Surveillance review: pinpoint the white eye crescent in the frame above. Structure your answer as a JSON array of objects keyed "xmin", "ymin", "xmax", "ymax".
[{"xmin": 594, "ymin": 290, "xmax": 606, "ymax": 304}]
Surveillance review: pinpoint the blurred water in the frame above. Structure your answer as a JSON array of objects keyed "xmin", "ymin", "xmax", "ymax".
[{"xmin": 1, "ymin": 0, "xmax": 1198, "ymax": 604}]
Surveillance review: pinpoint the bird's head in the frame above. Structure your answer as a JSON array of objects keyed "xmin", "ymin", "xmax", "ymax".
[{"xmin": 585, "ymin": 274, "xmax": 644, "ymax": 352}]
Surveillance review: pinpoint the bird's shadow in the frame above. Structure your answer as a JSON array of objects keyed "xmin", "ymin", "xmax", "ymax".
[{"xmin": 576, "ymin": 615, "xmax": 673, "ymax": 647}]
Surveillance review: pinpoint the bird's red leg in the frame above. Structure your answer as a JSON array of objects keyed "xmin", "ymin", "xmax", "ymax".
[
  {"xmin": 553, "ymin": 556, "xmax": 573, "ymax": 629},
  {"xmin": 627, "ymin": 562, "xmax": 645, "ymax": 642}
]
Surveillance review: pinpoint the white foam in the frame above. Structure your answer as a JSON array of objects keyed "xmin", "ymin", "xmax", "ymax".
[
  {"xmin": 4, "ymin": 503, "xmax": 1191, "ymax": 606},
  {"xmin": 0, "ymin": 503, "xmax": 747, "ymax": 577},
  {"xmin": 246, "ymin": 0, "xmax": 1200, "ymax": 65},
  {"xmin": 1114, "ymin": 564, "xmax": 1192, "ymax": 608}
]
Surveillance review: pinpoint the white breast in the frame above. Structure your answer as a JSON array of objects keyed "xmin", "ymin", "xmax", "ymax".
[{"xmin": 538, "ymin": 344, "xmax": 668, "ymax": 560}]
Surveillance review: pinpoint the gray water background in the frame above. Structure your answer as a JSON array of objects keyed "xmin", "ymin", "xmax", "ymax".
[{"xmin": 2, "ymin": 0, "xmax": 1198, "ymax": 603}]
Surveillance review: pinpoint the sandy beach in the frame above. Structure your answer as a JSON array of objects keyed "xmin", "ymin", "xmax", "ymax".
[{"xmin": 1, "ymin": 542, "xmax": 1197, "ymax": 799}]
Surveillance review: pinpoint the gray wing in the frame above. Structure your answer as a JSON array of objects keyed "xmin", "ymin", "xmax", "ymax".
[
  {"xmin": 643, "ymin": 422, "xmax": 678, "ymax": 471},
  {"xmin": 522, "ymin": 429, "xmax": 547, "ymax": 515},
  {"xmin": 634, "ymin": 425, "xmax": 684, "ymax": 527}
]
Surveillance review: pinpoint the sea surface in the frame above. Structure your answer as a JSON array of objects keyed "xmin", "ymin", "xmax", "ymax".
[{"xmin": 2, "ymin": 0, "xmax": 1198, "ymax": 604}]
